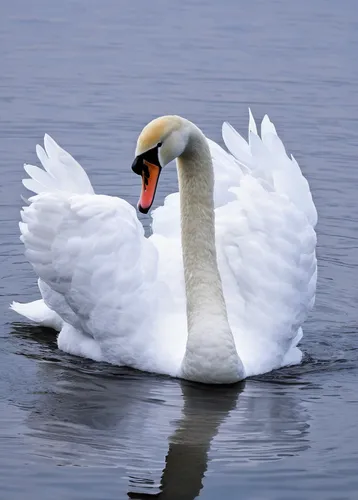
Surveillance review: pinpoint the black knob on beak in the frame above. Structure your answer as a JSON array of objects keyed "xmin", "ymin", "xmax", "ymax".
[{"xmin": 131, "ymin": 156, "xmax": 143, "ymax": 176}]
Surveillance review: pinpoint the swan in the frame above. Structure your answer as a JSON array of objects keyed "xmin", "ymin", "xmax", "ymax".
[{"xmin": 11, "ymin": 111, "xmax": 317, "ymax": 384}]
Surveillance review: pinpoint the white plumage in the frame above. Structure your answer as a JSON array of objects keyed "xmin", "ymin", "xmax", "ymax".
[{"xmin": 12, "ymin": 111, "xmax": 317, "ymax": 382}]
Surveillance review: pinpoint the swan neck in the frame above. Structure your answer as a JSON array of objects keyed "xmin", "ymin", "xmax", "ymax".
[
  {"xmin": 177, "ymin": 123, "xmax": 243, "ymax": 383},
  {"xmin": 177, "ymin": 133, "xmax": 222, "ymax": 316}
]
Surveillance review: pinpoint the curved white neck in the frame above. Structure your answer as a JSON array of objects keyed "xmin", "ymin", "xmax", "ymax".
[{"xmin": 177, "ymin": 121, "xmax": 243, "ymax": 383}]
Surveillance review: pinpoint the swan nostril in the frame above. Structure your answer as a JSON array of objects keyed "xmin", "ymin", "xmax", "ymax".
[{"xmin": 142, "ymin": 165, "xmax": 150, "ymax": 186}]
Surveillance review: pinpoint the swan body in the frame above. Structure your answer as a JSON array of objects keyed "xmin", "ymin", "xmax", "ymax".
[{"xmin": 11, "ymin": 112, "xmax": 317, "ymax": 384}]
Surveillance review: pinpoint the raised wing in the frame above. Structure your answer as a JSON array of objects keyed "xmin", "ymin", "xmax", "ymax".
[
  {"xmin": 215, "ymin": 112, "xmax": 317, "ymax": 377},
  {"xmin": 21, "ymin": 193, "xmax": 158, "ymax": 345},
  {"xmin": 18, "ymin": 135, "xmax": 160, "ymax": 365},
  {"xmin": 22, "ymin": 134, "xmax": 94, "ymax": 195}
]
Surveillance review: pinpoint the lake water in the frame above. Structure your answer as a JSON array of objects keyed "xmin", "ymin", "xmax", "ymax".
[{"xmin": 1, "ymin": 0, "xmax": 358, "ymax": 498}]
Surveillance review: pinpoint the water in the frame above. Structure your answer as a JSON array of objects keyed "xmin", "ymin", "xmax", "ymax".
[{"xmin": 1, "ymin": 0, "xmax": 358, "ymax": 498}]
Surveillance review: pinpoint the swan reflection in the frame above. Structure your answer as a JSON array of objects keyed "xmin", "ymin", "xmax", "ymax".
[{"xmin": 12, "ymin": 325, "xmax": 311, "ymax": 499}]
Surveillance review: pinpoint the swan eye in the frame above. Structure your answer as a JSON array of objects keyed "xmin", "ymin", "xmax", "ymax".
[{"xmin": 157, "ymin": 142, "xmax": 162, "ymax": 148}]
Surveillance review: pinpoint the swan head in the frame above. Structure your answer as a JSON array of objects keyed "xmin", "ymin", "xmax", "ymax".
[{"xmin": 132, "ymin": 116, "xmax": 189, "ymax": 213}]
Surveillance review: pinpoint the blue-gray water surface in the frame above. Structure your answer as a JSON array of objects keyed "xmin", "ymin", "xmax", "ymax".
[{"xmin": 1, "ymin": 1, "xmax": 358, "ymax": 499}]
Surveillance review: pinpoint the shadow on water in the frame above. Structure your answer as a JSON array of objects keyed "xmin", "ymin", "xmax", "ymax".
[
  {"xmin": 8, "ymin": 322, "xmax": 315, "ymax": 499},
  {"xmin": 127, "ymin": 382, "xmax": 244, "ymax": 499}
]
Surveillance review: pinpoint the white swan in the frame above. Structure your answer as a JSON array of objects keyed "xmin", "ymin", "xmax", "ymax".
[{"xmin": 11, "ymin": 111, "xmax": 317, "ymax": 384}]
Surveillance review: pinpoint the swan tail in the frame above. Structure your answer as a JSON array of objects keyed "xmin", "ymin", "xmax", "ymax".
[
  {"xmin": 22, "ymin": 134, "xmax": 94, "ymax": 196},
  {"xmin": 10, "ymin": 299, "xmax": 62, "ymax": 331},
  {"xmin": 222, "ymin": 110, "xmax": 317, "ymax": 227}
]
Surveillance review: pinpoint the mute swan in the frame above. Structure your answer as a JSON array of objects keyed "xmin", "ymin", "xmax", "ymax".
[{"xmin": 11, "ymin": 111, "xmax": 317, "ymax": 384}]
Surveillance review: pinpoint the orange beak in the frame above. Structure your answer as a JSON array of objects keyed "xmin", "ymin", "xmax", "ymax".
[{"xmin": 138, "ymin": 160, "xmax": 161, "ymax": 214}]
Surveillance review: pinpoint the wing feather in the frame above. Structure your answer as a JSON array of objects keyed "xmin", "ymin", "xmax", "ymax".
[
  {"xmin": 23, "ymin": 135, "xmax": 94, "ymax": 195},
  {"xmin": 20, "ymin": 193, "xmax": 159, "ymax": 359},
  {"xmin": 215, "ymin": 111, "xmax": 317, "ymax": 376}
]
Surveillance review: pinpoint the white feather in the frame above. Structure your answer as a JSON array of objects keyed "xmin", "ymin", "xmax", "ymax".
[
  {"xmin": 22, "ymin": 134, "xmax": 94, "ymax": 196},
  {"xmin": 13, "ymin": 112, "xmax": 317, "ymax": 381},
  {"xmin": 248, "ymin": 107, "xmax": 258, "ymax": 136}
]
